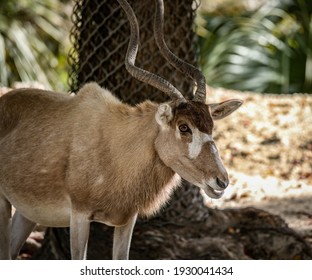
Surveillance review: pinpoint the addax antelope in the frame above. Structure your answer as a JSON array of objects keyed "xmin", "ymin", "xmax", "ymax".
[{"xmin": 0, "ymin": 0, "xmax": 242, "ymax": 260}]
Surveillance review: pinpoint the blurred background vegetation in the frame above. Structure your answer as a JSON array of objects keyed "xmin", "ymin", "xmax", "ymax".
[
  {"xmin": 197, "ymin": 0, "xmax": 312, "ymax": 94},
  {"xmin": 0, "ymin": 0, "xmax": 311, "ymax": 94},
  {"xmin": 0, "ymin": 0, "xmax": 72, "ymax": 91}
]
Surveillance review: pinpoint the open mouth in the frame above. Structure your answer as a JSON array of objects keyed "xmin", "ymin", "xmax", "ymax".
[{"xmin": 205, "ymin": 185, "xmax": 224, "ymax": 199}]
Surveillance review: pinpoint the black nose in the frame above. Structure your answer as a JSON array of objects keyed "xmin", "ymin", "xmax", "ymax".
[{"xmin": 216, "ymin": 177, "xmax": 228, "ymax": 189}]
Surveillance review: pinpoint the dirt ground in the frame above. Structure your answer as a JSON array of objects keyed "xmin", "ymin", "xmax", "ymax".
[{"xmin": 204, "ymin": 86, "xmax": 312, "ymax": 246}]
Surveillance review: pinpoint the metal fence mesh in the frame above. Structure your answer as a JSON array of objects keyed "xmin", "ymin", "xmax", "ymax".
[{"xmin": 68, "ymin": 0, "xmax": 200, "ymax": 104}]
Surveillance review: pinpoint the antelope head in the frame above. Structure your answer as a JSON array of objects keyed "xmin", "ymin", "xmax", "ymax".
[{"xmin": 118, "ymin": 0, "xmax": 242, "ymax": 198}]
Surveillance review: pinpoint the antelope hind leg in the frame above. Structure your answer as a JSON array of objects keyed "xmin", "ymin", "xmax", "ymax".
[
  {"xmin": 0, "ymin": 195, "xmax": 12, "ymax": 259},
  {"xmin": 113, "ymin": 213, "xmax": 138, "ymax": 260},
  {"xmin": 70, "ymin": 211, "xmax": 90, "ymax": 260},
  {"xmin": 10, "ymin": 211, "xmax": 36, "ymax": 259}
]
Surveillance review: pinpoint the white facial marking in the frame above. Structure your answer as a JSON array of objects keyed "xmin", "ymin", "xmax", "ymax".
[
  {"xmin": 188, "ymin": 129, "xmax": 202, "ymax": 159},
  {"xmin": 188, "ymin": 129, "xmax": 213, "ymax": 159}
]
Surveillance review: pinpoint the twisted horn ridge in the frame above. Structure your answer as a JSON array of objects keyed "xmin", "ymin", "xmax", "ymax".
[
  {"xmin": 154, "ymin": 0, "xmax": 207, "ymax": 103},
  {"xmin": 116, "ymin": 0, "xmax": 186, "ymax": 101}
]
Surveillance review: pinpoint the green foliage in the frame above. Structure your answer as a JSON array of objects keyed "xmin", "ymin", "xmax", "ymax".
[
  {"xmin": 198, "ymin": 0, "xmax": 312, "ymax": 94},
  {"xmin": 0, "ymin": 0, "xmax": 71, "ymax": 90}
]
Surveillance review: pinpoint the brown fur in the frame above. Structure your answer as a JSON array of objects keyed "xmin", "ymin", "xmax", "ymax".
[
  {"xmin": 172, "ymin": 101, "xmax": 214, "ymax": 135},
  {"xmin": 0, "ymin": 83, "xmax": 180, "ymax": 227},
  {"xmin": 0, "ymin": 82, "xmax": 242, "ymax": 259}
]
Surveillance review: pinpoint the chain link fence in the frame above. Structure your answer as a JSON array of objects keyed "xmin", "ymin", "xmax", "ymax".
[{"xmin": 68, "ymin": 0, "xmax": 200, "ymax": 104}]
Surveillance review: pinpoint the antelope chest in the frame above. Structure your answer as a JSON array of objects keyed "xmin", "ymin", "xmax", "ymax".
[{"xmin": 138, "ymin": 173, "xmax": 181, "ymax": 217}]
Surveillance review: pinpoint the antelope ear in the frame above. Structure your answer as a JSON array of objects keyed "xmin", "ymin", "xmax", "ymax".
[
  {"xmin": 155, "ymin": 103, "xmax": 173, "ymax": 128},
  {"xmin": 209, "ymin": 99, "xmax": 243, "ymax": 120}
]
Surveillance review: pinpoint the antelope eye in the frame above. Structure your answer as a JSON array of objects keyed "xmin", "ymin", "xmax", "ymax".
[{"xmin": 179, "ymin": 124, "xmax": 191, "ymax": 134}]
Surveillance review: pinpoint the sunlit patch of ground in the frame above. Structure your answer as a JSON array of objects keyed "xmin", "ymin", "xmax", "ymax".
[{"xmin": 206, "ymin": 87, "xmax": 312, "ymax": 245}]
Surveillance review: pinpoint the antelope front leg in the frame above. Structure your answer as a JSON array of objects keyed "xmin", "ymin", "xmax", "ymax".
[
  {"xmin": 0, "ymin": 196, "xmax": 11, "ymax": 259},
  {"xmin": 113, "ymin": 213, "xmax": 138, "ymax": 260},
  {"xmin": 11, "ymin": 211, "xmax": 36, "ymax": 259},
  {"xmin": 70, "ymin": 211, "xmax": 90, "ymax": 260}
]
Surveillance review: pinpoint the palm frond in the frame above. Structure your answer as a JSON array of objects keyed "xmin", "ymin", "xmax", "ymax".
[
  {"xmin": 0, "ymin": 0, "xmax": 71, "ymax": 90},
  {"xmin": 198, "ymin": 0, "xmax": 312, "ymax": 94}
]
